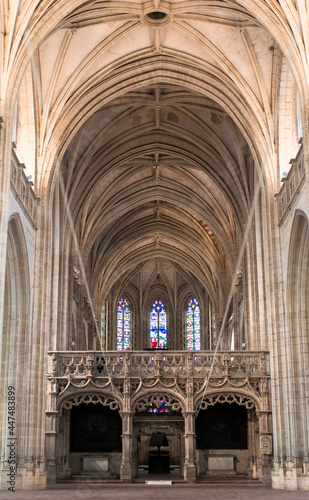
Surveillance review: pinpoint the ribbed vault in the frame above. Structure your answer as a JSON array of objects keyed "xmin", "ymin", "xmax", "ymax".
[{"xmin": 3, "ymin": 0, "xmax": 307, "ymax": 344}]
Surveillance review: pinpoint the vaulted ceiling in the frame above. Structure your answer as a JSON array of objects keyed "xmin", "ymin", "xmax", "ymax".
[{"xmin": 6, "ymin": 0, "xmax": 306, "ymax": 308}]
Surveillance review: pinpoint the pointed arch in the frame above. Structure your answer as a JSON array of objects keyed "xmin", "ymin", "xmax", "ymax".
[
  {"xmin": 287, "ymin": 210, "xmax": 309, "ymax": 349},
  {"xmin": 117, "ymin": 297, "xmax": 131, "ymax": 351},
  {"xmin": 5, "ymin": 214, "xmax": 30, "ymax": 365},
  {"xmin": 186, "ymin": 297, "xmax": 201, "ymax": 351},
  {"xmin": 286, "ymin": 210, "xmax": 309, "ymax": 460},
  {"xmin": 150, "ymin": 299, "xmax": 167, "ymax": 349},
  {"xmin": 1, "ymin": 214, "xmax": 30, "ymax": 467}
]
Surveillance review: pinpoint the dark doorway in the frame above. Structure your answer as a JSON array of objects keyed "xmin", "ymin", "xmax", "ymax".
[
  {"xmin": 196, "ymin": 403, "xmax": 247, "ymax": 449},
  {"xmin": 70, "ymin": 403, "xmax": 122, "ymax": 453}
]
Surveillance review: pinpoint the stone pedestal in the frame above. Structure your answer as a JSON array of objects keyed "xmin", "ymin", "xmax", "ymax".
[
  {"xmin": 83, "ymin": 456, "xmax": 109, "ymax": 476},
  {"xmin": 207, "ymin": 455, "xmax": 236, "ymax": 476}
]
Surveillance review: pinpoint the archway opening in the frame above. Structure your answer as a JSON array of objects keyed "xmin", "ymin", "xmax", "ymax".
[
  {"xmin": 69, "ymin": 403, "xmax": 122, "ymax": 478},
  {"xmin": 196, "ymin": 402, "xmax": 251, "ymax": 478},
  {"xmin": 133, "ymin": 394, "xmax": 184, "ymax": 479},
  {"xmin": 196, "ymin": 403, "xmax": 247, "ymax": 450}
]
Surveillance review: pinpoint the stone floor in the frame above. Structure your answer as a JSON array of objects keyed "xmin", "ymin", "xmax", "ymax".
[{"xmin": 1, "ymin": 483, "xmax": 309, "ymax": 499}]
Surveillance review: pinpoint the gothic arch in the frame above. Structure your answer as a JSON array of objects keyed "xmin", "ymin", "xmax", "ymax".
[
  {"xmin": 286, "ymin": 210, "xmax": 309, "ymax": 460},
  {"xmin": 147, "ymin": 296, "xmax": 170, "ymax": 349},
  {"xmin": 287, "ymin": 210, "xmax": 309, "ymax": 325},
  {"xmin": 131, "ymin": 389, "xmax": 186, "ymax": 415},
  {"xmin": 94, "ymin": 222, "xmax": 229, "ymax": 304},
  {"xmin": 195, "ymin": 390, "xmax": 262, "ymax": 412},
  {"xmin": 57, "ymin": 391, "xmax": 122, "ymax": 412},
  {"xmin": 5, "ymin": 214, "xmax": 30, "ymax": 368},
  {"xmin": 2, "ymin": 215, "xmax": 31, "ymax": 464},
  {"xmin": 115, "ymin": 296, "xmax": 132, "ymax": 351},
  {"xmin": 184, "ymin": 296, "xmax": 202, "ymax": 351},
  {"xmin": 44, "ymin": 58, "xmax": 273, "ymax": 195}
]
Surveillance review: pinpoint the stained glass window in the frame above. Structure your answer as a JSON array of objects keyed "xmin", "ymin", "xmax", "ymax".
[
  {"xmin": 150, "ymin": 299, "xmax": 167, "ymax": 349},
  {"xmin": 117, "ymin": 298, "xmax": 130, "ymax": 350},
  {"xmin": 149, "ymin": 399, "xmax": 168, "ymax": 413},
  {"xmin": 186, "ymin": 298, "xmax": 201, "ymax": 350}
]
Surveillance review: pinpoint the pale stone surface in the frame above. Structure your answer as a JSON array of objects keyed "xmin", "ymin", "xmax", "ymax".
[
  {"xmin": 197, "ymin": 450, "xmax": 249, "ymax": 477},
  {"xmin": 207, "ymin": 456, "xmax": 236, "ymax": 476},
  {"xmin": 83, "ymin": 456, "xmax": 109, "ymax": 472},
  {"xmin": 1, "ymin": 0, "xmax": 309, "ymax": 493}
]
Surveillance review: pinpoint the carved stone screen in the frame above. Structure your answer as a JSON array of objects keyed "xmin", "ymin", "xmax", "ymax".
[
  {"xmin": 196, "ymin": 403, "xmax": 248, "ymax": 449},
  {"xmin": 70, "ymin": 404, "xmax": 122, "ymax": 453}
]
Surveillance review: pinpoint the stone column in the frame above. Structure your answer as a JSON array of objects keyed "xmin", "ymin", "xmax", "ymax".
[
  {"xmin": 183, "ymin": 411, "xmax": 196, "ymax": 482},
  {"xmin": 120, "ymin": 411, "xmax": 133, "ymax": 482},
  {"xmin": 247, "ymin": 408, "xmax": 258, "ymax": 479},
  {"xmin": 257, "ymin": 377, "xmax": 272, "ymax": 483},
  {"xmin": 120, "ymin": 371, "xmax": 133, "ymax": 482},
  {"xmin": 132, "ymin": 429, "xmax": 139, "ymax": 479},
  {"xmin": 45, "ymin": 374, "xmax": 58, "ymax": 483},
  {"xmin": 183, "ymin": 353, "xmax": 196, "ymax": 482},
  {"xmin": 58, "ymin": 410, "xmax": 71, "ymax": 480},
  {"xmin": 257, "ymin": 408, "xmax": 272, "ymax": 483}
]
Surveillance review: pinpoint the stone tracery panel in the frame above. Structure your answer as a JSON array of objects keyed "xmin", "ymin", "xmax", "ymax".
[
  {"xmin": 196, "ymin": 392, "xmax": 258, "ymax": 411},
  {"xmin": 58, "ymin": 392, "xmax": 120, "ymax": 411},
  {"xmin": 49, "ymin": 350, "xmax": 269, "ymax": 379},
  {"xmin": 46, "ymin": 350, "xmax": 271, "ymax": 485},
  {"xmin": 133, "ymin": 392, "xmax": 183, "ymax": 413}
]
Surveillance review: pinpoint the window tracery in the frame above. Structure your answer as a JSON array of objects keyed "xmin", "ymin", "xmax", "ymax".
[
  {"xmin": 150, "ymin": 299, "xmax": 167, "ymax": 348},
  {"xmin": 117, "ymin": 298, "xmax": 130, "ymax": 350},
  {"xmin": 186, "ymin": 298, "xmax": 201, "ymax": 350}
]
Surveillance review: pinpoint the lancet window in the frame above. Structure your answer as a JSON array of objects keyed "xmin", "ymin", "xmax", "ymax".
[
  {"xmin": 186, "ymin": 298, "xmax": 201, "ymax": 350},
  {"xmin": 150, "ymin": 299, "xmax": 167, "ymax": 348},
  {"xmin": 117, "ymin": 298, "xmax": 130, "ymax": 350}
]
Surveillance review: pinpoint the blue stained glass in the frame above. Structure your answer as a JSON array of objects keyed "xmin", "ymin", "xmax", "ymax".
[
  {"xmin": 149, "ymin": 399, "xmax": 168, "ymax": 413},
  {"xmin": 150, "ymin": 299, "xmax": 167, "ymax": 348},
  {"xmin": 186, "ymin": 298, "xmax": 201, "ymax": 350},
  {"xmin": 117, "ymin": 298, "xmax": 131, "ymax": 350}
]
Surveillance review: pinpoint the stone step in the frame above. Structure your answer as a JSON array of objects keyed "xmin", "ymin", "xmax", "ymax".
[
  {"xmin": 65, "ymin": 474, "xmax": 119, "ymax": 482},
  {"xmin": 199, "ymin": 476, "xmax": 260, "ymax": 483}
]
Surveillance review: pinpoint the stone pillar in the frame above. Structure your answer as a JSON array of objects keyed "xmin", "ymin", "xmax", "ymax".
[
  {"xmin": 120, "ymin": 411, "xmax": 133, "ymax": 482},
  {"xmin": 257, "ymin": 377, "xmax": 272, "ymax": 483},
  {"xmin": 183, "ymin": 411, "xmax": 196, "ymax": 482},
  {"xmin": 257, "ymin": 410, "xmax": 272, "ymax": 484},
  {"xmin": 45, "ymin": 377, "xmax": 58, "ymax": 483},
  {"xmin": 45, "ymin": 416, "xmax": 58, "ymax": 483},
  {"xmin": 132, "ymin": 430, "xmax": 139, "ymax": 479},
  {"xmin": 247, "ymin": 409, "xmax": 258, "ymax": 479},
  {"xmin": 120, "ymin": 370, "xmax": 133, "ymax": 481},
  {"xmin": 58, "ymin": 410, "xmax": 71, "ymax": 480}
]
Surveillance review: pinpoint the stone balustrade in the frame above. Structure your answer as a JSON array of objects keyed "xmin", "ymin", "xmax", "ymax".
[
  {"xmin": 276, "ymin": 142, "xmax": 305, "ymax": 225},
  {"xmin": 48, "ymin": 349, "xmax": 269, "ymax": 380},
  {"xmin": 10, "ymin": 148, "xmax": 39, "ymax": 228}
]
